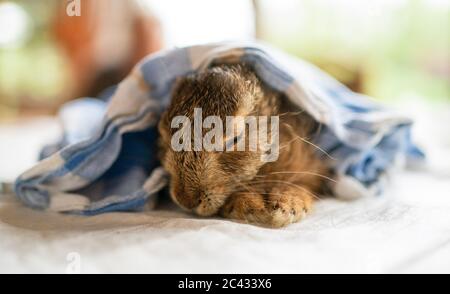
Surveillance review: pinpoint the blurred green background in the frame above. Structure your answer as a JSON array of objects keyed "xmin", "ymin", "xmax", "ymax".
[
  {"xmin": 258, "ymin": 0, "xmax": 449, "ymax": 103},
  {"xmin": 0, "ymin": 0, "xmax": 448, "ymax": 121}
]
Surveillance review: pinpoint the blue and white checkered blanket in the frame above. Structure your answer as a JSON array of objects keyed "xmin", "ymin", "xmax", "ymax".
[{"xmin": 14, "ymin": 42, "xmax": 424, "ymax": 214}]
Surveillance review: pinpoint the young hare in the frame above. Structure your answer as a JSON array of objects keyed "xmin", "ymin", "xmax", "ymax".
[{"xmin": 158, "ymin": 64, "xmax": 330, "ymax": 228}]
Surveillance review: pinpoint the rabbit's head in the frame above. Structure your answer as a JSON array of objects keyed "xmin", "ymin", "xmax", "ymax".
[{"xmin": 158, "ymin": 65, "xmax": 278, "ymax": 216}]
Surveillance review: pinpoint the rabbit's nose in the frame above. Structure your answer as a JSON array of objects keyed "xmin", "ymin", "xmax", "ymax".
[{"xmin": 172, "ymin": 186, "xmax": 202, "ymax": 210}]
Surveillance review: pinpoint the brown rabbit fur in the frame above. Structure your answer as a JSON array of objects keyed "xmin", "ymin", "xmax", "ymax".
[{"xmin": 158, "ymin": 64, "xmax": 331, "ymax": 228}]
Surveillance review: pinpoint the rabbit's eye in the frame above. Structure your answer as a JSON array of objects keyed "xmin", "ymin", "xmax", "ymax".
[{"xmin": 225, "ymin": 132, "xmax": 243, "ymax": 150}]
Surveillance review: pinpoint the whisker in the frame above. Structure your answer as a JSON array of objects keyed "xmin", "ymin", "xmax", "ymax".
[
  {"xmin": 255, "ymin": 171, "xmax": 336, "ymax": 183},
  {"xmin": 218, "ymin": 165, "xmax": 324, "ymax": 204},
  {"xmin": 278, "ymin": 110, "xmax": 306, "ymax": 117},
  {"xmin": 245, "ymin": 180, "xmax": 322, "ymax": 202},
  {"xmin": 282, "ymin": 122, "xmax": 335, "ymax": 160}
]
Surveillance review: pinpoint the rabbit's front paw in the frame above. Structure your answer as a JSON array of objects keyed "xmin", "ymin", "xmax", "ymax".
[{"xmin": 221, "ymin": 187, "xmax": 312, "ymax": 228}]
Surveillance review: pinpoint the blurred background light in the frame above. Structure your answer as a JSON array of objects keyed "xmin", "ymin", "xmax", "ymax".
[
  {"xmin": 139, "ymin": 0, "xmax": 255, "ymax": 47},
  {"xmin": 0, "ymin": 2, "xmax": 32, "ymax": 48}
]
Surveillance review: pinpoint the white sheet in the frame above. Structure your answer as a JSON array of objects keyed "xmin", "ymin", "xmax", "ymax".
[{"xmin": 1, "ymin": 99, "xmax": 449, "ymax": 274}]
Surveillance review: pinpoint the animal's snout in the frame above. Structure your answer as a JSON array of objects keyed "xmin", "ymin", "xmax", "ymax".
[{"xmin": 171, "ymin": 186, "xmax": 204, "ymax": 210}]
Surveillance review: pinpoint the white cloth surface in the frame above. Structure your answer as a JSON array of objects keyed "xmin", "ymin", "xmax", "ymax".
[{"xmin": 0, "ymin": 98, "xmax": 449, "ymax": 274}]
